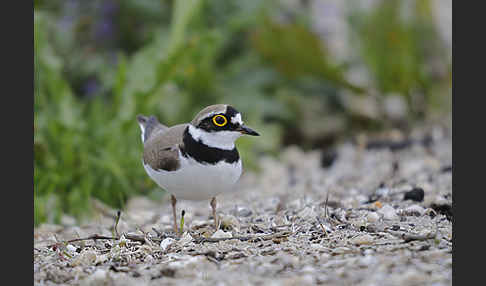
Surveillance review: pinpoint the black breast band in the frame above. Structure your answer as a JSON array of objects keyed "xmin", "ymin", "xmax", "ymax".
[{"xmin": 181, "ymin": 127, "xmax": 240, "ymax": 164}]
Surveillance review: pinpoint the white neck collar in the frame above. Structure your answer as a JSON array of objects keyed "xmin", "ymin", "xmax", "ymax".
[{"xmin": 188, "ymin": 125, "xmax": 241, "ymax": 150}]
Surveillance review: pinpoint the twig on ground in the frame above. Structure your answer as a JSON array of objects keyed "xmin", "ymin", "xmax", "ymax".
[
  {"xmin": 388, "ymin": 229, "xmax": 438, "ymax": 243},
  {"xmin": 316, "ymin": 217, "xmax": 328, "ymax": 237},
  {"xmin": 48, "ymin": 234, "xmax": 118, "ymax": 248},
  {"xmin": 324, "ymin": 192, "xmax": 329, "ymax": 218},
  {"xmin": 46, "ymin": 232, "xmax": 166, "ymax": 249},
  {"xmin": 194, "ymin": 231, "xmax": 292, "ymax": 244},
  {"xmin": 44, "ymin": 207, "xmax": 293, "ymax": 248},
  {"xmin": 46, "ymin": 211, "xmax": 157, "ymax": 248}
]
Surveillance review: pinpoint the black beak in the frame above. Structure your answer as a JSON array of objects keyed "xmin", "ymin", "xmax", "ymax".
[{"xmin": 237, "ymin": 125, "xmax": 259, "ymax": 136}]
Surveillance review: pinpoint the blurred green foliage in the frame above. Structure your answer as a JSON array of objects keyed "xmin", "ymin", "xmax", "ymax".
[
  {"xmin": 350, "ymin": 0, "xmax": 450, "ymax": 116},
  {"xmin": 34, "ymin": 0, "xmax": 451, "ymax": 225}
]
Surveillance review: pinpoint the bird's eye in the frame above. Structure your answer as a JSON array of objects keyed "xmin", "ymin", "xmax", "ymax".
[{"xmin": 212, "ymin": 115, "xmax": 227, "ymax": 127}]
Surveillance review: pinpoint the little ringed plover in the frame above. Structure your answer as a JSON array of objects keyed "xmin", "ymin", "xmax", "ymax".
[{"xmin": 137, "ymin": 104, "xmax": 259, "ymax": 233}]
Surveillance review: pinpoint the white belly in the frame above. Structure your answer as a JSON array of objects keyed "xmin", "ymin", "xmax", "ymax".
[{"xmin": 143, "ymin": 153, "xmax": 242, "ymax": 201}]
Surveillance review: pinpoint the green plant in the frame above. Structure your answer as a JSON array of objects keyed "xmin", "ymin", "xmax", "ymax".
[{"xmin": 350, "ymin": 0, "xmax": 450, "ymax": 116}]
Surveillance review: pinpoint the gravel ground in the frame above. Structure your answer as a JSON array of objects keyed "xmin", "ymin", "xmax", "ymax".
[{"xmin": 34, "ymin": 123, "xmax": 452, "ymax": 286}]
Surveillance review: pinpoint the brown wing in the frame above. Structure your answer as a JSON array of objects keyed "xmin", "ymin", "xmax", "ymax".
[{"xmin": 142, "ymin": 124, "xmax": 188, "ymax": 171}]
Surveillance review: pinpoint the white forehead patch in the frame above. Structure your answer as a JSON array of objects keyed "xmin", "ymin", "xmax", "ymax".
[{"xmin": 231, "ymin": 113, "xmax": 243, "ymax": 125}]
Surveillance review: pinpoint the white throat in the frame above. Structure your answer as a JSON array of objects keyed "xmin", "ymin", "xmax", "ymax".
[{"xmin": 188, "ymin": 125, "xmax": 241, "ymax": 150}]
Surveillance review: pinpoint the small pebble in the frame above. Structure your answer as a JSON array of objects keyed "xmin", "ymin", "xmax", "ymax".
[
  {"xmin": 378, "ymin": 205, "xmax": 399, "ymax": 220},
  {"xmin": 160, "ymin": 238, "xmax": 176, "ymax": 251},
  {"xmin": 349, "ymin": 234, "xmax": 374, "ymax": 245},
  {"xmin": 367, "ymin": 212, "xmax": 380, "ymax": 223},
  {"xmin": 373, "ymin": 201, "xmax": 383, "ymax": 209},
  {"xmin": 66, "ymin": 244, "xmax": 77, "ymax": 253},
  {"xmin": 376, "ymin": 187, "xmax": 390, "ymax": 197},
  {"xmin": 363, "ymin": 249, "xmax": 374, "ymax": 255},
  {"xmin": 332, "ymin": 247, "xmax": 353, "ymax": 255},
  {"xmin": 239, "ymin": 209, "xmax": 253, "ymax": 217},
  {"xmin": 71, "ymin": 250, "xmax": 97, "ymax": 266},
  {"xmin": 220, "ymin": 214, "xmax": 241, "ymax": 232},
  {"xmin": 365, "ymin": 224, "xmax": 377, "ymax": 233},
  {"xmin": 177, "ymin": 232, "xmax": 193, "ymax": 247},
  {"xmin": 404, "ymin": 205, "xmax": 426, "ymax": 216}
]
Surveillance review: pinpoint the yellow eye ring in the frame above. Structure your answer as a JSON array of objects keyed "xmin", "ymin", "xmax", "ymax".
[{"xmin": 212, "ymin": 115, "xmax": 227, "ymax": 127}]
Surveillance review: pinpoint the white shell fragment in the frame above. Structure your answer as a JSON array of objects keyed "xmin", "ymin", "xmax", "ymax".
[
  {"xmin": 160, "ymin": 238, "xmax": 176, "ymax": 251},
  {"xmin": 211, "ymin": 230, "xmax": 233, "ymax": 239},
  {"xmin": 378, "ymin": 205, "xmax": 399, "ymax": 220},
  {"xmin": 367, "ymin": 212, "xmax": 380, "ymax": 223},
  {"xmin": 349, "ymin": 234, "xmax": 374, "ymax": 245}
]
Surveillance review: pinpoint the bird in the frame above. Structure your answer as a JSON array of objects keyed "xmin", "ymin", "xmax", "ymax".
[{"xmin": 136, "ymin": 104, "xmax": 259, "ymax": 234}]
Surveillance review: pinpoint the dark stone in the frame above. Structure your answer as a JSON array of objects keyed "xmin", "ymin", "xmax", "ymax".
[
  {"xmin": 440, "ymin": 165, "xmax": 452, "ymax": 173},
  {"xmin": 366, "ymin": 139, "xmax": 413, "ymax": 152},
  {"xmin": 430, "ymin": 203, "xmax": 452, "ymax": 221},
  {"xmin": 403, "ymin": 187, "xmax": 425, "ymax": 202},
  {"xmin": 321, "ymin": 149, "xmax": 338, "ymax": 168},
  {"xmin": 392, "ymin": 161, "xmax": 400, "ymax": 174},
  {"xmin": 236, "ymin": 208, "xmax": 252, "ymax": 217},
  {"xmin": 365, "ymin": 225, "xmax": 377, "ymax": 233},
  {"xmin": 421, "ymin": 134, "xmax": 434, "ymax": 148}
]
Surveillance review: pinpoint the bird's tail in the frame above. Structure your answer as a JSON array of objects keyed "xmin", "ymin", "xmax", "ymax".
[{"xmin": 136, "ymin": 115, "xmax": 168, "ymax": 143}]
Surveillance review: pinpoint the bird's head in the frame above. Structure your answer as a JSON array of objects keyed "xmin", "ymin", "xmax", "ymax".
[{"xmin": 188, "ymin": 104, "xmax": 259, "ymax": 150}]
